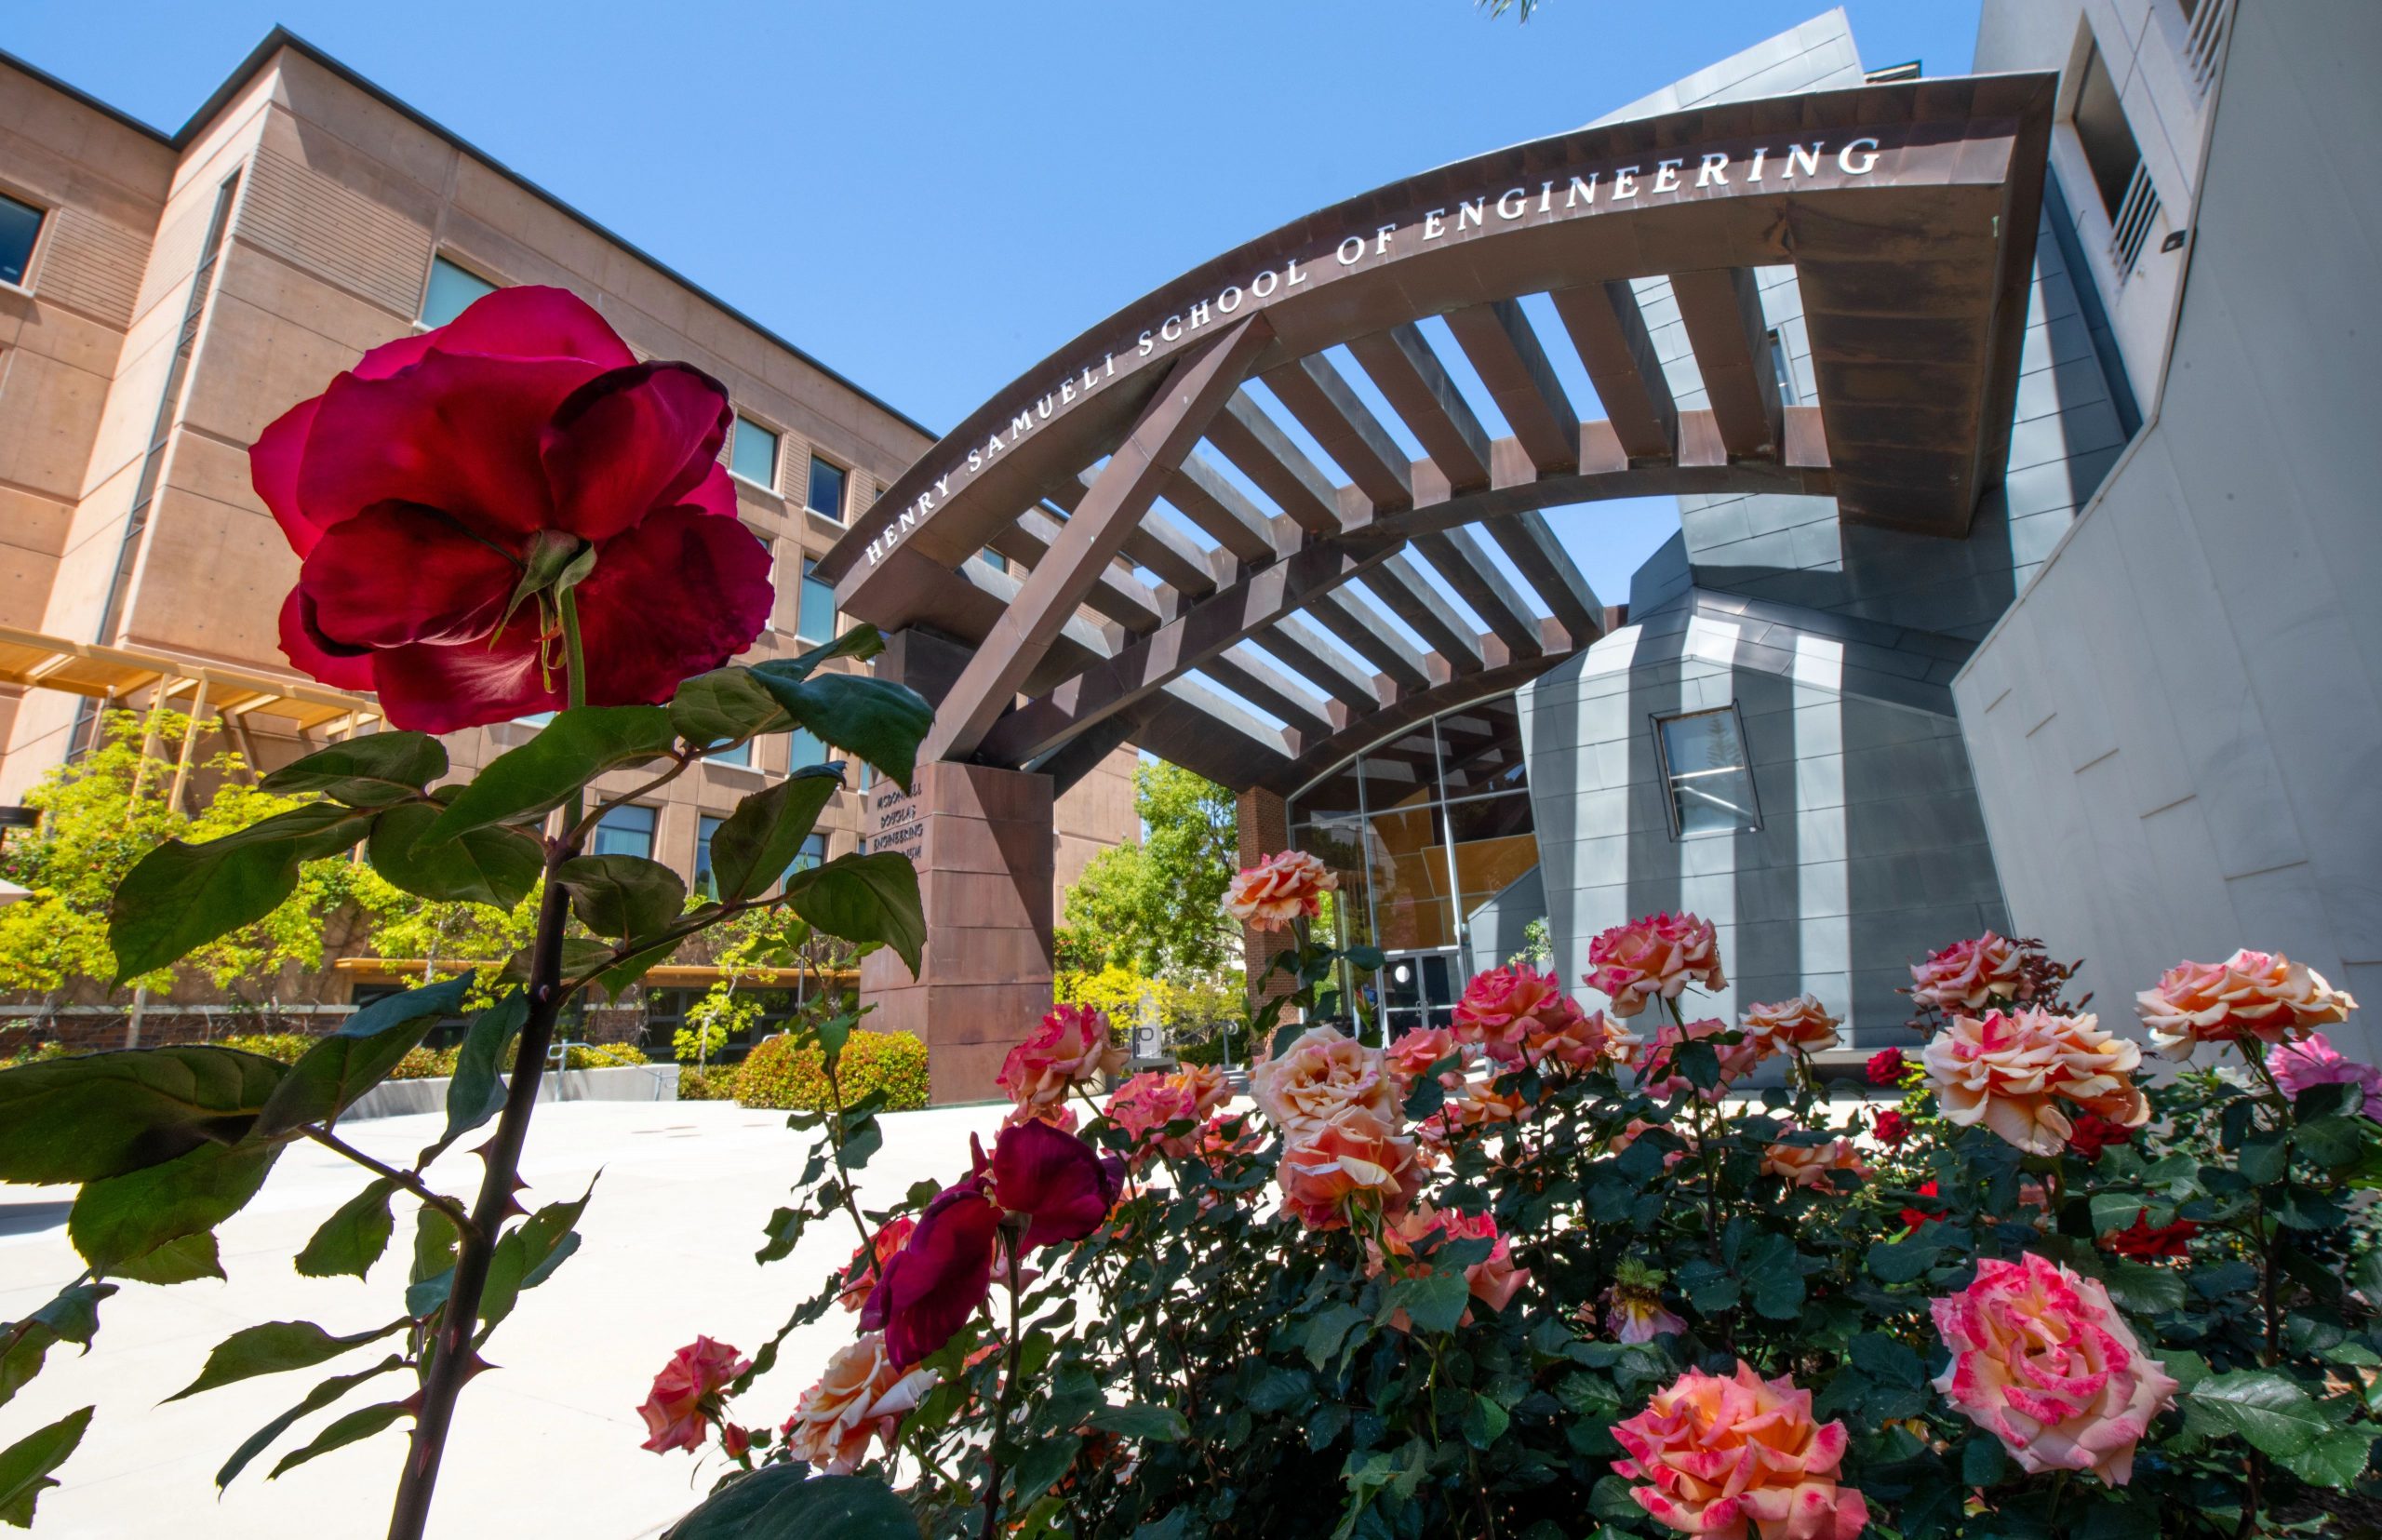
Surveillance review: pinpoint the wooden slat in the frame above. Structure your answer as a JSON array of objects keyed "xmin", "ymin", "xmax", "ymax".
[
  {"xmin": 1548, "ymin": 281, "xmax": 1677, "ymax": 462},
  {"xmin": 1486, "ymin": 511, "xmax": 1603, "ymax": 647},
  {"xmin": 1199, "ymin": 652, "xmax": 1336, "ymax": 743},
  {"xmin": 1672, "ymin": 266, "xmax": 1784, "ymax": 460},
  {"xmin": 1205, "ymin": 391, "xmax": 1343, "ymax": 535},
  {"xmin": 1047, "ymin": 475, "xmax": 1219, "ymax": 599},
  {"xmin": 1362, "ymin": 554, "xmax": 1485, "ymax": 672},
  {"xmin": 1260, "ymin": 353, "xmax": 1413, "ymax": 512},
  {"xmin": 1346, "ymin": 323, "xmax": 1492, "ymax": 491},
  {"xmin": 1445, "ymin": 299, "xmax": 1579, "ymax": 472},
  {"xmin": 1414, "ymin": 527, "xmax": 1542, "ymax": 658},
  {"xmin": 1253, "ymin": 614, "xmax": 1387, "ymax": 713},
  {"xmin": 1164, "ymin": 456, "xmax": 1278, "ymax": 565},
  {"xmin": 1306, "ymin": 589, "xmax": 1433, "ymax": 693}
]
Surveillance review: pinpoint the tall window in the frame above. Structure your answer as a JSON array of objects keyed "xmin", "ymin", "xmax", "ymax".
[
  {"xmin": 807, "ymin": 457, "xmax": 848, "ymax": 521},
  {"xmin": 2071, "ymin": 44, "xmax": 2144, "ymax": 221},
  {"xmin": 0, "ymin": 194, "xmax": 44, "ymax": 288},
  {"xmin": 791, "ymin": 832, "xmax": 826, "ymax": 875},
  {"xmin": 421, "ymin": 255, "xmax": 497, "ymax": 327},
  {"xmin": 731, "ymin": 416, "xmax": 780, "ymax": 489},
  {"xmin": 591, "ymin": 804, "xmax": 658, "ymax": 859},
  {"xmin": 797, "ymin": 559, "xmax": 836, "ymax": 645},
  {"xmin": 1653, "ymin": 705, "xmax": 1760, "ymax": 837},
  {"xmin": 694, "ymin": 813, "xmax": 726, "ymax": 900}
]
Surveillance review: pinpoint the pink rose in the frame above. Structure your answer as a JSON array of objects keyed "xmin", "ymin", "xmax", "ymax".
[
  {"xmin": 1635, "ymin": 1018, "xmax": 1762, "ymax": 1103},
  {"xmin": 2136, "ymin": 949, "xmax": 2358, "ymax": 1059},
  {"xmin": 1276, "ymin": 1105, "xmax": 1422, "ymax": 1230},
  {"xmin": 1600, "ymin": 1271, "xmax": 1688, "ymax": 1343},
  {"xmin": 1365, "ymin": 1204, "xmax": 1529, "ymax": 1328},
  {"xmin": 997, "ymin": 1003, "xmax": 1125, "ymax": 1112},
  {"xmin": 1251, "ymin": 1024, "xmax": 1396, "ymax": 1134},
  {"xmin": 780, "ymin": 1332, "xmax": 937, "ymax": 1475},
  {"xmin": 1909, "ymin": 931, "xmax": 2037, "ymax": 1013},
  {"xmin": 1611, "ymin": 1361, "xmax": 1870, "ymax": 1540},
  {"xmin": 1539, "ymin": 1006, "xmax": 1638, "ymax": 1072},
  {"xmin": 1920, "ymin": 1009, "xmax": 2148, "ymax": 1157},
  {"xmin": 636, "ymin": 1336, "xmax": 750, "ymax": 1454},
  {"xmin": 1223, "ymin": 850, "xmax": 1336, "ymax": 931},
  {"xmin": 1384, "ymin": 1025, "xmax": 1465, "ymax": 1091},
  {"xmin": 1760, "ymin": 1129, "xmax": 1873, "ymax": 1192},
  {"xmin": 1929, "ymin": 1252, "xmax": 2178, "ymax": 1485},
  {"xmin": 1741, "ymin": 995, "xmax": 1841, "ymax": 1058},
  {"xmin": 1453, "ymin": 964, "xmax": 1592, "ymax": 1065},
  {"xmin": 1585, "ymin": 911, "xmax": 1726, "ymax": 1017},
  {"xmin": 2267, "ymin": 1032, "xmax": 2382, "ymax": 1112}
]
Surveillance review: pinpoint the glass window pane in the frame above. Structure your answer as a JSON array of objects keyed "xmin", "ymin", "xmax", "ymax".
[
  {"xmin": 1289, "ymin": 762, "xmax": 1362, "ymax": 822},
  {"xmin": 592, "ymin": 804, "xmax": 657, "ymax": 860},
  {"xmin": 808, "ymin": 458, "xmax": 847, "ymax": 521},
  {"xmin": 784, "ymin": 832, "xmax": 826, "ymax": 884},
  {"xmin": 1658, "ymin": 708, "xmax": 1759, "ymax": 836},
  {"xmin": 421, "ymin": 255, "xmax": 497, "ymax": 327},
  {"xmin": 789, "ymin": 729, "xmax": 826, "ymax": 770},
  {"xmin": 1444, "ymin": 791, "xmax": 1532, "ymax": 846},
  {"xmin": 1436, "ymin": 694, "xmax": 1527, "ymax": 799},
  {"xmin": 798, "ymin": 559, "xmax": 836, "ymax": 645},
  {"xmin": 731, "ymin": 417, "xmax": 779, "ymax": 487},
  {"xmin": 2071, "ymin": 44, "xmax": 2143, "ymax": 220},
  {"xmin": 1358, "ymin": 728, "xmax": 1439, "ymax": 813},
  {"xmin": 694, "ymin": 813, "xmax": 725, "ymax": 900},
  {"xmin": 1369, "ymin": 804, "xmax": 1453, "ymax": 952},
  {"xmin": 0, "ymin": 194, "xmax": 43, "ymax": 288},
  {"xmin": 706, "ymin": 740, "xmax": 752, "ymax": 768}
]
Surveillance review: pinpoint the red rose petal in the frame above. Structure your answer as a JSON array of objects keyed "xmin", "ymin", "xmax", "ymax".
[
  {"xmin": 539, "ymin": 362, "xmax": 732, "ymax": 542},
  {"xmin": 864, "ymin": 1182, "xmax": 1000, "ymax": 1369},
  {"xmin": 366, "ymin": 624, "xmax": 558, "ymax": 734},
  {"xmin": 276, "ymin": 588, "xmax": 377, "ymax": 692},
  {"xmin": 251, "ymin": 396, "xmax": 326, "ymax": 556},
  {"xmin": 300, "ymin": 502, "xmax": 515, "ymax": 649},
  {"xmin": 988, "ymin": 1120, "xmax": 1119, "ymax": 1248},
  {"xmin": 569, "ymin": 505, "xmax": 773, "ymax": 705}
]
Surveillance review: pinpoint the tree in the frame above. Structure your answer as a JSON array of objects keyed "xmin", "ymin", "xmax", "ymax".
[{"xmin": 1057, "ymin": 759, "xmax": 1238, "ymax": 978}]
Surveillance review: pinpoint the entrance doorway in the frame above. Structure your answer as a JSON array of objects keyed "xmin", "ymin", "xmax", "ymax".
[{"xmin": 1380, "ymin": 951, "xmax": 1458, "ymax": 1041}]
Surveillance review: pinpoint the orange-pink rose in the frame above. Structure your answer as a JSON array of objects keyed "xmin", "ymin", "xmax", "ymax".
[
  {"xmin": 780, "ymin": 1332, "xmax": 938, "ymax": 1475},
  {"xmin": 836, "ymin": 1216, "xmax": 917, "ymax": 1313},
  {"xmin": 1929, "ymin": 1252, "xmax": 2178, "ymax": 1485},
  {"xmin": 1908, "ymin": 931, "xmax": 2035, "ymax": 1013},
  {"xmin": 1611, "ymin": 1361, "xmax": 1870, "ymax": 1540},
  {"xmin": 1251, "ymin": 1024, "xmax": 1395, "ymax": 1134},
  {"xmin": 1635, "ymin": 1018, "xmax": 1763, "ymax": 1103},
  {"xmin": 1366, "ymin": 1204, "xmax": 1529, "ymax": 1328},
  {"xmin": 2134, "ymin": 948, "xmax": 2358, "ymax": 1059},
  {"xmin": 1106, "ymin": 1065, "xmax": 1230, "ymax": 1161},
  {"xmin": 636, "ymin": 1336, "xmax": 750, "ymax": 1454},
  {"xmin": 1385, "ymin": 1025, "xmax": 1465, "ymax": 1091},
  {"xmin": 1741, "ymin": 995, "xmax": 1840, "ymax": 1058},
  {"xmin": 1539, "ymin": 1006, "xmax": 1638, "ymax": 1072},
  {"xmin": 1920, "ymin": 1009, "xmax": 2148, "ymax": 1157},
  {"xmin": 997, "ymin": 1003, "xmax": 1124, "ymax": 1113},
  {"xmin": 1759, "ymin": 1129, "xmax": 1873, "ymax": 1192},
  {"xmin": 1276, "ymin": 1105, "xmax": 1422, "ymax": 1229},
  {"xmin": 1586, "ymin": 911, "xmax": 1727, "ymax": 1016},
  {"xmin": 1453, "ymin": 963, "xmax": 1592, "ymax": 1065},
  {"xmin": 1223, "ymin": 849, "xmax": 1336, "ymax": 931}
]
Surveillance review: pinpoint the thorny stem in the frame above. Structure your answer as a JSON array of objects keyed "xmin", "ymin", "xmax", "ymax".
[
  {"xmin": 820, "ymin": 1054, "xmax": 884, "ymax": 1282},
  {"xmin": 303, "ymin": 1125, "xmax": 484, "ymax": 1247},
  {"xmin": 981, "ymin": 1234, "xmax": 1027, "ymax": 1540}
]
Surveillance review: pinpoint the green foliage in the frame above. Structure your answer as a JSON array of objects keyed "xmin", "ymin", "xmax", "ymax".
[
  {"xmin": 733, "ymin": 1027, "xmax": 928, "ymax": 1113},
  {"xmin": 1059, "ymin": 760, "xmax": 1238, "ymax": 979}
]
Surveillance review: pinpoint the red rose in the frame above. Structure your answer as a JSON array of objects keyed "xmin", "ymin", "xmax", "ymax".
[
  {"xmin": 1899, "ymin": 1179, "xmax": 1942, "ymax": 1235},
  {"xmin": 636, "ymin": 1335, "xmax": 750, "ymax": 1453},
  {"xmin": 1875, "ymin": 1109, "xmax": 1912, "ymax": 1147},
  {"xmin": 2103, "ymin": 1208, "xmax": 2199, "ymax": 1260},
  {"xmin": 252, "ymin": 286, "xmax": 773, "ymax": 730},
  {"xmin": 2066, "ymin": 1111, "xmax": 2137, "ymax": 1162},
  {"xmin": 1866, "ymin": 1048, "xmax": 1908, "ymax": 1086}
]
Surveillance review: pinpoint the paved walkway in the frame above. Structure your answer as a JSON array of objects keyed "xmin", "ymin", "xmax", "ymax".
[{"xmin": 0, "ymin": 1099, "xmax": 1008, "ymax": 1539}]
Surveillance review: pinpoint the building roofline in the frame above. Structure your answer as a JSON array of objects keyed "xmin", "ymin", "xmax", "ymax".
[{"xmin": 0, "ymin": 28, "xmax": 938, "ymax": 444}]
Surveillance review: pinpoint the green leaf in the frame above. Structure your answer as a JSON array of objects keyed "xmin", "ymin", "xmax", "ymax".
[
  {"xmin": 2295, "ymin": 1114, "xmax": 2368, "ymax": 1172},
  {"xmin": 762, "ymin": 625, "xmax": 888, "ymax": 685},
  {"xmin": 1385, "ymin": 1270, "xmax": 1472, "ymax": 1334},
  {"xmin": 593, "ymin": 934, "xmax": 685, "ymax": 1000},
  {"xmin": 748, "ymin": 666, "xmax": 933, "ymax": 792},
  {"xmin": 1008, "ymin": 1432, "xmax": 1081, "ymax": 1506},
  {"xmin": 476, "ymin": 1181, "xmax": 596, "ymax": 1337},
  {"xmin": 0, "ymin": 1406, "xmax": 91, "ymax": 1529},
  {"xmin": 662, "ymin": 1468, "xmax": 920, "ymax": 1540},
  {"xmin": 109, "ymin": 802, "xmax": 375, "ymax": 980},
  {"xmin": 68, "ymin": 1141, "xmax": 277, "ymax": 1272},
  {"xmin": 2185, "ymin": 1370, "xmax": 2365, "ymax": 1483},
  {"xmin": 1462, "ymin": 1392, "xmax": 1510, "ymax": 1449},
  {"xmin": 215, "ymin": 1357, "xmax": 405, "ymax": 1489},
  {"xmin": 259, "ymin": 733, "xmax": 447, "ymax": 807},
  {"xmin": 784, "ymin": 852, "xmax": 925, "ymax": 975},
  {"xmin": 420, "ymin": 992, "xmax": 529, "ymax": 1166},
  {"xmin": 708, "ymin": 769, "xmax": 843, "ymax": 903},
  {"xmin": 367, "ymin": 800, "xmax": 542, "ymax": 909},
  {"xmin": 25, "ymin": 1283, "xmax": 112, "ymax": 1348},
  {"xmin": 2238, "ymin": 1129, "xmax": 2291, "ymax": 1186},
  {"xmin": 267, "ymin": 1399, "xmax": 408, "ymax": 1480},
  {"xmin": 670, "ymin": 668, "xmax": 793, "ymax": 749},
  {"xmin": 1084, "ymin": 1403, "xmax": 1189, "ymax": 1441},
  {"xmin": 168, "ymin": 1317, "xmax": 408, "ymax": 1401},
  {"xmin": 501, "ymin": 935, "xmax": 612, "ymax": 988},
  {"xmin": 112, "ymin": 1231, "xmax": 222, "ymax": 1285},
  {"xmin": 1866, "ymin": 1237, "xmax": 1943, "ymax": 1285},
  {"xmin": 294, "ymin": 1180, "xmax": 398, "ymax": 1280},
  {"xmin": 1739, "ymin": 1232, "xmax": 1806, "ymax": 1320},
  {"xmin": 555, "ymin": 853, "xmax": 687, "ymax": 943},
  {"xmin": 420, "ymin": 705, "xmax": 676, "ymax": 846},
  {"xmin": 0, "ymin": 1045, "xmax": 287, "ymax": 1184},
  {"xmin": 255, "ymin": 974, "xmax": 474, "ymax": 1137},
  {"xmin": 1960, "ymin": 1434, "xmax": 2008, "ymax": 1485},
  {"xmin": 1303, "ymin": 1303, "xmax": 1370, "ymax": 1371},
  {"xmin": 755, "ymin": 1206, "xmax": 807, "ymax": 1265}
]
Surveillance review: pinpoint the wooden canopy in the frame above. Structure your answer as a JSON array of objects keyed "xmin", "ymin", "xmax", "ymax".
[{"xmin": 823, "ymin": 74, "xmax": 2055, "ymax": 795}]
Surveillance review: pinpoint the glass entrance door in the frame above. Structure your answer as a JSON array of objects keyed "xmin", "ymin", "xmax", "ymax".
[{"xmin": 1380, "ymin": 951, "xmax": 1458, "ymax": 1042}]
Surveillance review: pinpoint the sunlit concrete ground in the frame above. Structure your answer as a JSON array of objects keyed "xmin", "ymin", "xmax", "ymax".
[{"xmin": 0, "ymin": 1098, "xmax": 1009, "ymax": 1540}]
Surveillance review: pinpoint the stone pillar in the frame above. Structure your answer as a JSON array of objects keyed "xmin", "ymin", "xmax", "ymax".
[
  {"xmin": 1235, "ymin": 786, "xmax": 1296, "ymax": 1007},
  {"xmin": 861, "ymin": 761, "xmax": 1055, "ymax": 1105}
]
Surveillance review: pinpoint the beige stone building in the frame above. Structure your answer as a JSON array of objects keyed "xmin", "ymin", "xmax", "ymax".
[{"xmin": 0, "ymin": 32, "xmax": 1133, "ymax": 1038}]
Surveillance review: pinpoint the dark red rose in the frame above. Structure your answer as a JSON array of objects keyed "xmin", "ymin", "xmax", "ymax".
[
  {"xmin": 1866, "ymin": 1048, "xmax": 1907, "ymax": 1086},
  {"xmin": 636, "ymin": 1335, "xmax": 749, "ymax": 1453},
  {"xmin": 1874, "ymin": 1108, "xmax": 1911, "ymax": 1147},
  {"xmin": 251, "ymin": 286, "xmax": 772, "ymax": 731},
  {"xmin": 2103, "ymin": 1208, "xmax": 2198, "ymax": 1260},
  {"xmin": 2066, "ymin": 1111, "xmax": 2136, "ymax": 1162},
  {"xmin": 1899, "ymin": 1179, "xmax": 1942, "ymax": 1235},
  {"xmin": 863, "ymin": 1121, "xmax": 1122, "ymax": 1367}
]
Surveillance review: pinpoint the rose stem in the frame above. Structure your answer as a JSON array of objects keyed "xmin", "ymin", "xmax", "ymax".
[{"xmin": 385, "ymin": 589, "xmax": 589, "ymax": 1540}]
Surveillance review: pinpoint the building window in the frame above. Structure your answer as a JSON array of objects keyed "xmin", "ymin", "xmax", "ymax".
[
  {"xmin": 706, "ymin": 739, "xmax": 753, "ymax": 768},
  {"xmin": 0, "ymin": 194, "xmax": 44, "ymax": 288},
  {"xmin": 694, "ymin": 813, "xmax": 727, "ymax": 900},
  {"xmin": 730, "ymin": 416, "xmax": 780, "ymax": 489},
  {"xmin": 1653, "ymin": 705, "xmax": 1760, "ymax": 837},
  {"xmin": 789, "ymin": 729, "xmax": 829, "ymax": 770},
  {"xmin": 2070, "ymin": 43, "xmax": 2144, "ymax": 221},
  {"xmin": 807, "ymin": 456, "xmax": 848, "ymax": 521},
  {"xmin": 421, "ymin": 254, "xmax": 498, "ymax": 327},
  {"xmin": 797, "ymin": 559, "xmax": 836, "ymax": 645},
  {"xmin": 1765, "ymin": 328, "xmax": 1798, "ymax": 406},
  {"xmin": 591, "ymin": 803, "xmax": 658, "ymax": 860},
  {"xmin": 978, "ymin": 547, "xmax": 1009, "ymax": 574},
  {"xmin": 791, "ymin": 832, "xmax": 826, "ymax": 875}
]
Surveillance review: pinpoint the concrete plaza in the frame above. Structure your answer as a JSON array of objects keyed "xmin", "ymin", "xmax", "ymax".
[{"xmin": 0, "ymin": 1098, "xmax": 1008, "ymax": 1539}]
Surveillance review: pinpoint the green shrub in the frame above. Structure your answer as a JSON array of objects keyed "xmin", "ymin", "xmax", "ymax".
[
  {"xmin": 562, "ymin": 1040, "xmax": 650, "ymax": 1070},
  {"xmin": 676, "ymin": 1065, "xmax": 741, "ymax": 1101},
  {"xmin": 391, "ymin": 1045, "xmax": 458, "ymax": 1080},
  {"xmin": 214, "ymin": 1032, "xmax": 316, "ymax": 1064},
  {"xmin": 734, "ymin": 1028, "xmax": 927, "ymax": 1112}
]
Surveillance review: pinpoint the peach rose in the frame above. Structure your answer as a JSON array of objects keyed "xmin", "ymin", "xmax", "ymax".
[
  {"xmin": 1929, "ymin": 1252, "xmax": 2178, "ymax": 1485},
  {"xmin": 997, "ymin": 1003, "xmax": 1124, "ymax": 1112},
  {"xmin": 1586, "ymin": 911, "xmax": 1727, "ymax": 1016},
  {"xmin": 2135, "ymin": 948, "xmax": 2358, "ymax": 1058},
  {"xmin": 1384, "ymin": 1025, "xmax": 1465, "ymax": 1091},
  {"xmin": 1453, "ymin": 963, "xmax": 1591, "ymax": 1065},
  {"xmin": 1276, "ymin": 1105, "xmax": 1422, "ymax": 1229},
  {"xmin": 1636, "ymin": 1018, "xmax": 1763, "ymax": 1103},
  {"xmin": 1251, "ymin": 1024, "xmax": 1395, "ymax": 1134},
  {"xmin": 1003, "ymin": 1100, "xmax": 1079, "ymax": 1134},
  {"xmin": 1223, "ymin": 849, "xmax": 1336, "ymax": 931},
  {"xmin": 1922, "ymin": 1009, "xmax": 2148, "ymax": 1156},
  {"xmin": 1417, "ymin": 1077, "xmax": 1529, "ymax": 1148},
  {"xmin": 1908, "ymin": 931, "xmax": 2035, "ymax": 1013},
  {"xmin": 1608, "ymin": 1117, "xmax": 1696, "ymax": 1170},
  {"xmin": 1760, "ymin": 1129, "xmax": 1873, "ymax": 1192},
  {"xmin": 1107, "ymin": 1070, "xmax": 1197, "ymax": 1163},
  {"xmin": 1741, "ymin": 996, "xmax": 1840, "ymax": 1058},
  {"xmin": 780, "ymin": 1332, "xmax": 937, "ymax": 1475},
  {"xmin": 1365, "ymin": 1204, "xmax": 1529, "ymax": 1328},
  {"xmin": 1539, "ymin": 1006, "xmax": 1638, "ymax": 1072},
  {"xmin": 1611, "ymin": 1361, "xmax": 1870, "ymax": 1540}
]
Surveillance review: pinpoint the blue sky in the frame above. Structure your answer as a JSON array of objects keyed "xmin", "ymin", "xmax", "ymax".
[{"xmin": 5, "ymin": 1, "xmax": 1983, "ymax": 604}]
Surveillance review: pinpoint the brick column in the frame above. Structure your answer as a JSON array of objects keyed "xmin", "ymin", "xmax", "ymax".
[
  {"xmin": 860, "ymin": 762, "xmax": 1055, "ymax": 1105},
  {"xmin": 1235, "ymin": 785, "xmax": 1297, "ymax": 1007}
]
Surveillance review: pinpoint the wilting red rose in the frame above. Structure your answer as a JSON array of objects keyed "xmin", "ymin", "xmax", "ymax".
[
  {"xmin": 252, "ymin": 286, "xmax": 773, "ymax": 730},
  {"xmin": 2103, "ymin": 1209, "xmax": 2199, "ymax": 1260},
  {"xmin": 636, "ymin": 1335, "xmax": 750, "ymax": 1453},
  {"xmin": 2066, "ymin": 1111, "xmax": 2136, "ymax": 1162},
  {"xmin": 862, "ymin": 1121, "xmax": 1123, "ymax": 1367}
]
